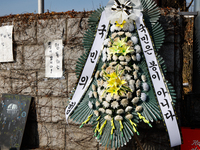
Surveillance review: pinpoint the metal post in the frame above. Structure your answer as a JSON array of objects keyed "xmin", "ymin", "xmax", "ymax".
[
  {"xmin": 193, "ymin": 0, "xmax": 200, "ymax": 93},
  {"xmin": 38, "ymin": 0, "xmax": 44, "ymax": 14}
]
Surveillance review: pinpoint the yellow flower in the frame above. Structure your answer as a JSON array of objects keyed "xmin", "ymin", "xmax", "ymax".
[
  {"xmin": 107, "ymin": 85, "xmax": 120, "ymax": 96},
  {"xmin": 115, "ymin": 20, "xmax": 126, "ymax": 28},
  {"xmin": 109, "ymin": 45, "xmax": 119, "ymax": 55},
  {"xmin": 119, "ymin": 45, "xmax": 134, "ymax": 56},
  {"xmin": 113, "ymin": 37, "xmax": 127, "ymax": 48}
]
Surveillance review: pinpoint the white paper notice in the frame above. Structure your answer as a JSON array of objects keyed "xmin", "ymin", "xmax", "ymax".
[
  {"xmin": 45, "ymin": 40, "xmax": 63, "ymax": 78},
  {"xmin": 0, "ymin": 25, "xmax": 13, "ymax": 62}
]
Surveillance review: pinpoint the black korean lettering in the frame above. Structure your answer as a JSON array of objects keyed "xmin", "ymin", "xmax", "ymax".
[
  {"xmin": 90, "ymin": 50, "xmax": 98, "ymax": 63},
  {"xmin": 160, "ymin": 99, "xmax": 169, "ymax": 109},
  {"xmin": 56, "ymin": 59, "xmax": 60, "ymax": 63},
  {"xmin": 149, "ymin": 61, "xmax": 160, "ymax": 80},
  {"xmin": 7, "ymin": 33, "xmax": 12, "ymax": 39},
  {"xmin": 139, "ymin": 24, "xmax": 146, "ymax": 33},
  {"xmin": 0, "ymin": 33, "xmax": 3, "ymax": 37},
  {"xmin": 157, "ymin": 88, "xmax": 168, "ymax": 97},
  {"xmin": 66, "ymin": 102, "xmax": 76, "ymax": 115},
  {"xmin": 48, "ymin": 42, "xmax": 52, "ymax": 49},
  {"xmin": 3, "ymin": 35, "xmax": 6, "ymax": 38},
  {"xmin": 56, "ymin": 52, "xmax": 59, "ymax": 58},
  {"xmin": 1, "ymin": 43, "xmax": 4, "ymax": 46},
  {"xmin": 50, "ymin": 65, "xmax": 53, "ymax": 68},
  {"xmin": 141, "ymin": 34, "xmax": 149, "ymax": 44},
  {"xmin": 98, "ymin": 24, "xmax": 106, "ymax": 38},
  {"xmin": 56, "ymin": 65, "xmax": 60, "ymax": 70},
  {"xmin": 79, "ymin": 76, "xmax": 89, "ymax": 89},
  {"xmin": 144, "ymin": 45, "xmax": 153, "ymax": 55},
  {"xmin": 50, "ymin": 69, "xmax": 53, "ymax": 73},
  {"xmin": 50, "ymin": 56, "xmax": 53, "ymax": 61},
  {"xmin": 164, "ymin": 110, "xmax": 176, "ymax": 121}
]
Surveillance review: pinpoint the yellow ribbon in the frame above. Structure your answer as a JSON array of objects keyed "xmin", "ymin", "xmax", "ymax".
[
  {"xmin": 119, "ymin": 120, "xmax": 123, "ymax": 132},
  {"xmin": 79, "ymin": 114, "xmax": 93, "ymax": 128},
  {"xmin": 129, "ymin": 119, "xmax": 137, "ymax": 133},
  {"xmin": 99, "ymin": 120, "xmax": 107, "ymax": 135},
  {"xmin": 137, "ymin": 112, "xmax": 152, "ymax": 127},
  {"xmin": 111, "ymin": 118, "xmax": 115, "ymax": 135}
]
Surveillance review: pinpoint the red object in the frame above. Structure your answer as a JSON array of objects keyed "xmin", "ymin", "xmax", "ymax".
[{"xmin": 181, "ymin": 127, "xmax": 200, "ymax": 150}]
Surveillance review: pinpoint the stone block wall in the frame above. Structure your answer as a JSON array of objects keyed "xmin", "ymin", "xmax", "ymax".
[{"xmin": 0, "ymin": 8, "xmax": 183, "ymax": 150}]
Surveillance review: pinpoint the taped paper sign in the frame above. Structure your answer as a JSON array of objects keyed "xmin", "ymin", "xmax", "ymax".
[
  {"xmin": 0, "ymin": 25, "xmax": 13, "ymax": 62},
  {"xmin": 45, "ymin": 40, "xmax": 63, "ymax": 78}
]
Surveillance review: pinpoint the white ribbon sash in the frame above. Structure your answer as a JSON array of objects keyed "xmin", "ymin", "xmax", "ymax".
[
  {"xmin": 136, "ymin": 13, "xmax": 181, "ymax": 147},
  {"xmin": 65, "ymin": 11, "xmax": 109, "ymax": 122}
]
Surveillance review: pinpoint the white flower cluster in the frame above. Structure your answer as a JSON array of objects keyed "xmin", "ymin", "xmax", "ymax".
[{"xmin": 88, "ymin": 25, "xmax": 150, "ymax": 122}]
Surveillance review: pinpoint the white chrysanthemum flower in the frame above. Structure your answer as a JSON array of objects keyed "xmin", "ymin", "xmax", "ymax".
[
  {"xmin": 102, "ymin": 54, "xmax": 107, "ymax": 62},
  {"xmin": 143, "ymin": 82, "xmax": 149, "ymax": 91},
  {"xmin": 135, "ymin": 106, "xmax": 143, "ymax": 112},
  {"xmin": 95, "ymin": 71, "xmax": 100, "ymax": 79},
  {"xmin": 132, "ymin": 55, "xmax": 136, "ymax": 61},
  {"xmin": 107, "ymin": 54, "xmax": 112, "ymax": 61},
  {"xmin": 127, "ymin": 92, "xmax": 132, "ymax": 99},
  {"xmin": 88, "ymin": 91, "xmax": 93, "ymax": 98},
  {"xmin": 96, "ymin": 101, "xmax": 100, "ymax": 107},
  {"xmin": 119, "ymin": 56, "xmax": 125, "ymax": 61},
  {"xmin": 125, "ymin": 66, "xmax": 132, "ymax": 72},
  {"xmin": 131, "ymin": 36, "xmax": 138, "ymax": 44},
  {"xmin": 135, "ymin": 45, "xmax": 141, "ymax": 53},
  {"xmin": 113, "ymin": 55, "xmax": 118, "ymax": 61},
  {"xmin": 100, "ymin": 71, "xmax": 104, "ymax": 77},
  {"xmin": 129, "ymin": 24, "xmax": 135, "ymax": 32},
  {"xmin": 127, "ymin": 40, "xmax": 133, "ymax": 46},
  {"xmin": 118, "ymin": 31, "xmax": 124, "ymax": 36},
  {"xmin": 100, "ymin": 79, "xmax": 104, "ymax": 86},
  {"xmin": 116, "ymin": 64, "xmax": 124, "ymax": 70},
  {"xmin": 111, "ymin": 101, "xmax": 119, "ymax": 109},
  {"xmin": 125, "ymin": 114, "xmax": 133, "ymax": 119},
  {"xmin": 106, "ymin": 93, "xmax": 112, "ymax": 102},
  {"xmin": 129, "ymin": 79, "xmax": 135, "ymax": 85},
  {"xmin": 125, "ymin": 55, "xmax": 131, "ymax": 62},
  {"xmin": 93, "ymin": 92, "xmax": 98, "ymax": 98},
  {"xmin": 103, "ymin": 101, "xmax": 109, "ymax": 108},
  {"xmin": 129, "ymin": 84, "xmax": 135, "ymax": 92},
  {"xmin": 125, "ymin": 32, "xmax": 132, "ymax": 37},
  {"xmin": 133, "ymin": 64, "xmax": 139, "ymax": 70},
  {"xmin": 111, "ymin": 32, "xmax": 117, "ymax": 39},
  {"xmin": 97, "ymin": 87, "xmax": 101, "ymax": 95},
  {"xmin": 106, "ymin": 109, "xmax": 112, "ymax": 115},
  {"xmin": 104, "ymin": 38, "xmax": 110, "ymax": 46},
  {"xmin": 103, "ymin": 81, "xmax": 107, "ymax": 88},
  {"xmin": 141, "ymin": 75, "xmax": 146, "ymax": 82},
  {"xmin": 136, "ymin": 79, "xmax": 141, "ymax": 89},
  {"xmin": 88, "ymin": 101, "xmax": 93, "ymax": 109},
  {"xmin": 92, "ymin": 84, "xmax": 96, "ymax": 91},
  {"xmin": 109, "ymin": 62, "xmax": 117, "ymax": 66},
  {"xmin": 125, "ymin": 74, "xmax": 132, "ymax": 80},
  {"xmin": 121, "ymin": 99, "xmax": 129, "ymax": 107},
  {"xmin": 125, "ymin": 106, "xmax": 133, "ymax": 112},
  {"xmin": 120, "ymin": 62, "xmax": 128, "ymax": 65},
  {"xmin": 94, "ymin": 110, "xmax": 99, "ymax": 117},
  {"xmin": 117, "ymin": 109, "xmax": 124, "ymax": 114},
  {"xmin": 114, "ymin": 94, "xmax": 120, "ymax": 101},
  {"xmin": 111, "ymin": 24, "xmax": 121, "ymax": 32},
  {"xmin": 136, "ymin": 53, "xmax": 141, "ymax": 61},
  {"xmin": 141, "ymin": 93, "xmax": 147, "ymax": 102},
  {"xmin": 133, "ymin": 71, "xmax": 138, "ymax": 80},
  {"xmin": 102, "ymin": 63, "xmax": 107, "ymax": 70},
  {"xmin": 99, "ymin": 108, "xmax": 105, "ymax": 113},
  {"xmin": 105, "ymin": 115, "xmax": 112, "ymax": 121},
  {"xmin": 136, "ymin": 89, "xmax": 141, "ymax": 97},
  {"xmin": 114, "ymin": 115, "xmax": 123, "ymax": 121},
  {"xmin": 132, "ymin": 97, "xmax": 139, "ymax": 104},
  {"xmin": 106, "ymin": 66, "xmax": 112, "ymax": 73},
  {"xmin": 108, "ymin": 41, "xmax": 112, "ymax": 47}
]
